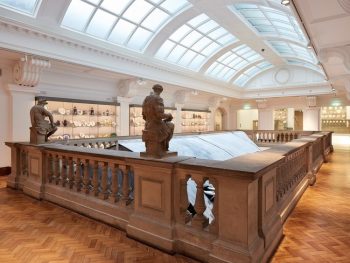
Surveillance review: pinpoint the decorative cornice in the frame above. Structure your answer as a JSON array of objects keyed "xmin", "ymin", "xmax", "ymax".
[
  {"xmin": 319, "ymin": 46, "xmax": 350, "ymax": 72},
  {"xmin": 13, "ymin": 55, "xmax": 50, "ymax": 87}
]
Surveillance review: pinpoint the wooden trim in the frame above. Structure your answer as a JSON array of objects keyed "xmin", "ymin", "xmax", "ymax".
[{"xmin": 0, "ymin": 166, "xmax": 11, "ymax": 176}]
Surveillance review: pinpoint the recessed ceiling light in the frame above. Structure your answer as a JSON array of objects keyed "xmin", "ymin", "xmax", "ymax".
[{"xmin": 281, "ymin": 0, "xmax": 290, "ymax": 6}]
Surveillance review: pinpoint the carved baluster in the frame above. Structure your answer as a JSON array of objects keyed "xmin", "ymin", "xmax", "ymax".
[
  {"xmin": 73, "ymin": 158, "xmax": 82, "ymax": 191},
  {"xmin": 68, "ymin": 157, "xmax": 74, "ymax": 189},
  {"xmin": 92, "ymin": 161, "xmax": 99, "ymax": 196},
  {"xmin": 55, "ymin": 155, "xmax": 61, "ymax": 185},
  {"xmin": 120, "ymin": 165, "xmax": 130, "ymax": 205},
  {"xmin": 83, "ymin": 159, "xmax": 91, "ymax": 194},
  {"xmin": 47, "ymin": 154, "xmax": 54, "ymax": 183},
  {"xmin": 108, "ymin": 163, "xmax": 119, "ymax": 203},
  {"xmin": 281, "ymin": 133, "xmax": 285, "ymax": 142},
  {"xmin": 191, "ymin": 178, "xmax": 206, "ymax": 229},
  {"xmin": 61, "ymin": 156, "xmax": 68, "ymax": 187},
  {"xmin": 99, "ymin": 162, "xmax": 109, "ymax": 200}
]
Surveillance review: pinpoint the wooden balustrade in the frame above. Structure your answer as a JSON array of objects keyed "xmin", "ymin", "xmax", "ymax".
[
  {"xmin": 5, "ymin": 131, "xmax": 333, "ymax": 263},
  {"xmin": 243, "ymin": 130, "xmax": 316, "ymax": 145}
]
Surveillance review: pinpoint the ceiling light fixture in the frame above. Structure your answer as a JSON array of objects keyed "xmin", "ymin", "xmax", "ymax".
[{"xmin": 281, "ymin": 0, "xmax": 290, "ymax": 6}]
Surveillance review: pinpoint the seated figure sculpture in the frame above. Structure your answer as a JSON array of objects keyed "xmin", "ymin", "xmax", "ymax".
[
  {"xmin": 141, "ymin": 84, "xmax": 175, "ymax": 158},
  {"xmin": 30, "ymin": 98, "xmax": 57, "ymax": 144}
]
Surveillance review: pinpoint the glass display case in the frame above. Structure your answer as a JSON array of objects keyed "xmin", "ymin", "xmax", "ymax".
[
  {"xmin": 129, "ymin": 105, "xmax": 176, "ymax": 136},
  {"xmin": 181, "ymin": 109, "xmax": 211, "ymax": 133},
  {"xmin": 36, "ymin": 97, "xmax": 119, "ymax": 140},
  {"xmin": 321, "ymin": 106, "xmax": 349, "ymax": 133}
]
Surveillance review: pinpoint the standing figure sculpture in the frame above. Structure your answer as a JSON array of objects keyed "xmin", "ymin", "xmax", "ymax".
[
  {"xmin": 30, "ymin": 98, "xmax": 57, "ymax": 144},
  {"xmin": 141, "ymin": 84, "xmax": 175, "ymax": 158}
]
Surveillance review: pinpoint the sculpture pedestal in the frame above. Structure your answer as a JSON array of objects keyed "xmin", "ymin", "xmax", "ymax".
[{"xmin": 140, "ymin": 151, "xmax": 178, "ymax": 159}]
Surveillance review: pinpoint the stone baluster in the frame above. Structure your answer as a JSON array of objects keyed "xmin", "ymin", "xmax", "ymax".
[
  {"xmin": 61, "ymin": 156, "xmax": 68, "ymax": 187},
  {"xmin": 99, "ymin": 162, "xmax": 109, "ymax": 200},
  {"xmin": 191, "ymin": 178, "xmax": 206, "ymax": 229},
  {"xmin": 83, "ymin": 159, "xmax": 91, "ymax": 194},
  {"xmin": 120, "ymin": 165, "xmax": 130, "ymax": 205},
  {"xmin": 108, "ymin": 163, "xmax": 119, "ymax": 203},
  {"xmin": 92, "ymin": 161, "xmax": 99, "ymax": 196},
  {"xmin": 68, "ymin": 157, "xmax": 74, "ymax": 189},
  {"xmin": 47, "ymin": 154, "xmax": 54, "ymax": 183},
  {"xmin": 55, "ymin": 155, "xmax": 61, "ymax": 185},
  {"xmin": 73, "ymin": 158, "xmax": 82, "ymax": 191}
]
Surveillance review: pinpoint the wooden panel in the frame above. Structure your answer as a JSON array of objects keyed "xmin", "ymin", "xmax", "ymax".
[
  {"xmin": 140, "ymin": 178, "xmax": 163, "ymax": 211},
  {"xmin": 265, "ymin": 179, "xmax": 274, "ymax": 213},
  {"xmin": 30, "ymin": 157, "xmax": 39, "ymax": 176}
]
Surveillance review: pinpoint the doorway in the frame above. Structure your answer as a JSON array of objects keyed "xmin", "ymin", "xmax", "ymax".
[{"xmin": 294, "ymin": 110, "xmax": 303, "ymax": 130}]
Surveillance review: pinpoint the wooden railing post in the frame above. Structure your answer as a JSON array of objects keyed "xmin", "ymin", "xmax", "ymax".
[
  {"xmin": 83, "ymin": 159, "xmax": 90, "ymax": 194},
  {"xmin": 73, "ymin": 158, "xmax": 82, "ymax": 191},
  {"xmin": 120, "ymin": 165, "xmax": 130, "ymax": 205},
  {"xmin": 68, "ymin": 157, "xmax": 74, "ymax": 189},
  {"xmin": 92, "ymin": 161, "xmax": 99, "ymax": 196},
  {"xmin": 108, "ymin": 163, "xmax": 119, "ymax": 203},
  {"xmin": 99, "ymin": 162, "xmax": 109, "ymax": 200},
  {"xmin": 54, "ymin": 155, "xmax": 60, "ymax": 185}
]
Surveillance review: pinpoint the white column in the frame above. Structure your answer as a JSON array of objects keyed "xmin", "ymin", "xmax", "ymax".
[
  {"xmin": 8, "ymin": 84, "xmax": 37, "ymax": 142},
  {"xmin": 303, "ymin": 108, "xmax": 320, "ymax": 131},
  {"xmin": 118, "ymin": 96, "xmax": 133, "ymax": 136},
  {"xmin": 174, "ymin": 103, "xmax": 183, "ymax": 133},
  {"xmin": 228, "ymin": 106, "xmax": 238, "ymax": 130},
  {"xmin": 287, "ymin": 108, "xmax": 294, "ymax": 130},
  {"xmin": 258, "ymin": 109, "xmax": 274, "ymax": 130},
  {"xmin": 209, "ymin": 107, "xmax": 216, "ymax": 131}
]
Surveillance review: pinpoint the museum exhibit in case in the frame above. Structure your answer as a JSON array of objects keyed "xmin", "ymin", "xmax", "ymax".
[
  {"xmin": 321, "ymin": 106, "xmax": 350, "ymax": 133},
  {"xmin": 181, "ymin": 109, "xmax": 211, "ymax": 133},
  {"xmin": 36, "ymin": 97, "xmax": 120, "ymax": 140},
  {"xmin": 274, "ymin": 108, "xmax": 287, "ymax": 130}
]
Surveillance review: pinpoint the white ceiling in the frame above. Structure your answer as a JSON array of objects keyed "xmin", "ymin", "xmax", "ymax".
[{"xmin": 0, "ymin": 0, "xmax": 343, "ymax": 99}]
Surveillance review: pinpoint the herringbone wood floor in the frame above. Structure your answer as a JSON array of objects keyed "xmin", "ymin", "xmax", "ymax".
[
  {"xmin": 0, "ymin": 183, "xmax": 198, "ymax": 262},
  {"xmin": 272, "ymin": 149, "xmax": 350, "ymax": 262},
  {"xmin": 0, "ymin": 147, "xmax": 349, "ymax": 262}
]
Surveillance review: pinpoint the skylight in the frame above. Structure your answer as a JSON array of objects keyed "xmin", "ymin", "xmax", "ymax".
[
  {"xmin": 268, "ymin": 41, "xmax": 316, "ymax": 63},
  {"xmin": 232, "ymin": 3, "xmax": 306, "ymax": 44},
  {"xmin": 206, "ymin": 44, "xmax": 263, "ymax": 81},
  {"xmin": 286, "ymin": 59, "xmax": 324, "ymax": 74},
  {"xmin": 155, "ymin": 13, "xmax": 237, "ymax": 70},
  {"xmin": 61, "ymin": 0, "xmax": 191, "ymax": 52},
  {"xmin": 0, "ymin": 0, "xmax": 41, "ymax": 15},
  {"xmin": 234, "ymin": 61, "xmax": 273, "ymax": 87}
]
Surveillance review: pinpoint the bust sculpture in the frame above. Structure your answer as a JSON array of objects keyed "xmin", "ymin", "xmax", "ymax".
[
  {"xmin": 30, "ymin": 98, "xmax": 57, "ymax": 144},
  {"xmin": 141, "ymin": 84, "xmax": 176, "ymax": 158}
]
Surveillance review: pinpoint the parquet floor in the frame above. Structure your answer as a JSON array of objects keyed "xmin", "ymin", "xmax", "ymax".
[
  {"xmin": 0, "ymin": 187, "xmax": 198, "ymax": 262},
  {"xmin": 271, "ymin": 148, "xmax": 350, "ymax": 262}
]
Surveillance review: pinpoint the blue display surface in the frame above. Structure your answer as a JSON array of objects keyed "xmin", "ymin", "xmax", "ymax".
[{"xmin": 118, "ymin": 131, "xmax": 261, "ymax": 161}]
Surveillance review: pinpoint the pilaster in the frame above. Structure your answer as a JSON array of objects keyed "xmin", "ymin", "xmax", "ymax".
[{"xmin": 117, "ymin": 96, "xmax": 133, "ymax": 136}]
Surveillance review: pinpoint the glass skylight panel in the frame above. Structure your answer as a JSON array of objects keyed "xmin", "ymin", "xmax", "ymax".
[
  {"xmin": 0, "ymin": 0, "xmax": 41, "ymax": 15},
  {"xmin": 61, "ymin": 0, "xmax": 191, "ymax": 52},
  {"xmin": 232, "ymin": 3, "xmax": 307, "ymax": 44},
  {"xmin": 205, "ymin": 44, "xmax": 263, "ymax": 82},
  {"xmin": 156, "ymin": 13, "xmax": 237, "ymax": 70},
  {"xmin": 269, "ymin": 41, "xmax": 316, "ymax": 63},
  {"xmin": 233, "ymin": 61, "xmax": 273, "ymax": 87}
]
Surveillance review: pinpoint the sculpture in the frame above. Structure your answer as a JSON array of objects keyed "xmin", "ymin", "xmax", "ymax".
[
  {"xmin": 30, "ymin": 98, "xmax": 57, "ymax": 144},
  {"xmin": 141, "ymin": 84, "xmax": 176, "ymax": 158}
]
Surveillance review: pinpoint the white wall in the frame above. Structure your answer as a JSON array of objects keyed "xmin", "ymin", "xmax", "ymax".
[
  {"xmin": 258, "ymin": 109, "xmax": 274, "ymax": 130},
  {"xmin": 0, "ymin": 62, "xmax": 13, "ymax": 167},
  {"xmin": 303, "ymin": 108, "xmax": 320, "ymax": 131},
  {"xmin": 237, "ymin": 109, "xmax": 258, "ymax": 130},
  {"xmin": 287, "ymin": 108, "xmax": 294, "ymax": 129}
]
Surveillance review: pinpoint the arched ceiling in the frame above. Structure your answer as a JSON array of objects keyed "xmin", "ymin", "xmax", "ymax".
[{"xmin": 0, "ymin": 0, "xmax": 332, "ymax": 98}]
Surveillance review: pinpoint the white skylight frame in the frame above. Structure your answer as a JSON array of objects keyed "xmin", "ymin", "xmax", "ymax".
[
  {"xmin": 268, "ymin": 41, "xmax": 317, "ymax": 63},
  {"xmin": 155, "ymin": 13, "xmax": 238, "ymax": 71},
  {"xmin": 61, "ymin": 0, "xmax": 191, "ymax": 52},
  {"xmin": 0, "ymin": 0, "xmax": 41, "ymax": 16},
  {"xmin": 231, "ymin": 3, "xmax": 306, "ymax": 45},
  {"xmin": 205, "ymin": 44, "xmax": 263, "ymax": 82},
  {"xmin": 234, "ymin": 61, "xmax": 273, "ymax": 87},
  {"xmin": 286, "ymin": 59, "xmax": 324, "ymax": 74}
]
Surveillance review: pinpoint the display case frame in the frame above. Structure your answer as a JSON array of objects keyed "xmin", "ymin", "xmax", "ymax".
[{"xmin": 35, "ymin": 96, "xmax": 120, "ymax": 141}]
